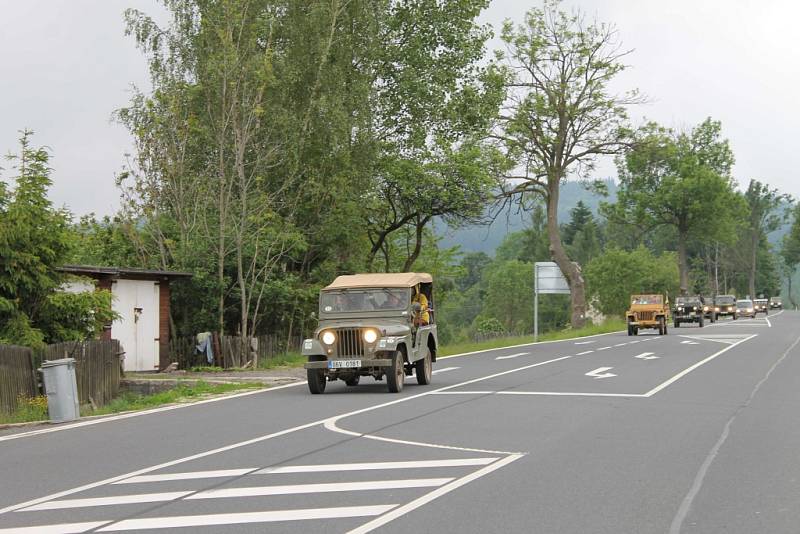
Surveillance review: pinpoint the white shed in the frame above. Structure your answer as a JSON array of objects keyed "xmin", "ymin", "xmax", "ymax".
[{"xmin": 60, "ymin": 266, "xmax": 192, "ymax": 372}]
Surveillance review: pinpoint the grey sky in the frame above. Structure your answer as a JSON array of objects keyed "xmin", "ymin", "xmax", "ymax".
[{"xmin": 1, "ymin": 0, "xmax": 798, "ymax": 217}]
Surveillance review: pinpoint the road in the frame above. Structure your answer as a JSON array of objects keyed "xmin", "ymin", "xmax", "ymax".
[{"xmin": 1, "ymin": 310, "xmax": 798, "ymax": 533}]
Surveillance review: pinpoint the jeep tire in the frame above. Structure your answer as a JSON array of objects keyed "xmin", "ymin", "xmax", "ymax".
[
  {"xmin": 415, "ymin": 348, "xmax": 432, "ymax": 386},
  {"xmin": 307, "ymin": 356, "xmax": 327, "ymax": 394},
  {"xmin": 387, "ymin": 350, "xmax": 405, "ymax": 393}
]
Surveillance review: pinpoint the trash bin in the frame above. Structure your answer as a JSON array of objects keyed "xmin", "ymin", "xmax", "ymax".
[{"xmin": 40, "ymin": 358, "xmax": 80, "ymax": 423}]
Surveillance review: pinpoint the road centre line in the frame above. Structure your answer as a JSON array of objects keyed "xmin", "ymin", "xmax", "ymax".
[
  {"xmin": 432, "ymin": 367, "xmax": 459, "ymax": 375},
  {"xmin": 96, "ymin": 505, "xmax": 398, "ymax": 532},
  {"xmin": 596, "ymin": 346, "xmax": 611, "ymax": 351},
  {"xmin": 495, "ymin": 352, "xmax": 528, "ymax": 360},
  {"xmin": 347, "ymin": 454, "xmax": 524, "ymax": 534},
  {"xmin": 576, "ymin": 350, "xmax": 594, "ymax": 355}
]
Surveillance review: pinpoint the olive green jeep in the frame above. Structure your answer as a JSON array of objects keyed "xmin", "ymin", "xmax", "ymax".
[{"xmin": 303, "ymin": 273, "xmax": 438, "ymax": 394}]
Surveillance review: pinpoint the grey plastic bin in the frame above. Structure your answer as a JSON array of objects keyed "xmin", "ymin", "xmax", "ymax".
[{"xmin": 41, "ymin": 358, "xmax": 80, "ymax": 422}]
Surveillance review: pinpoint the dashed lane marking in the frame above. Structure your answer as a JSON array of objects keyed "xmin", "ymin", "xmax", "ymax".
[
  {"xmin": 495, "ymin": 352, "xmax": 528, "ymax": 360},
  {"xmin": 432, "ymin": 367, "xmax": 459, "ymax": 375}
]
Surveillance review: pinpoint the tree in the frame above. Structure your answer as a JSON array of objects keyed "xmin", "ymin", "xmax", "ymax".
[
  {"xmin": 781, "ymin": 203, "xmax": 800, "ymax": 308},
  {"xmin": 742, "ymin": 180, "xmax": 791, "ymax": 298},
  {"xmin": 585, "ymin": 247, "xmax": 679, "ymax": 316},
  {"xmin": 563, "ymin": 201, "xmax": 602, "ymax": 267},
  {"xmin": 608, "ymin": 119, "xmax": 740, "ymax": 295},
  {"xmin": 0, "ymin": 131, "xmax": 115, "ymax": 346},
  {"xmin": 496, "ymin": 0, "xmax": 642, "ymax": 328}
]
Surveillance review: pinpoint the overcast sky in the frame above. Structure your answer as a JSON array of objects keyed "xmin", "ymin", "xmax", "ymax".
[{"xmin": 1, "ymin": 0, "xmax": 798, "ymax": 216}]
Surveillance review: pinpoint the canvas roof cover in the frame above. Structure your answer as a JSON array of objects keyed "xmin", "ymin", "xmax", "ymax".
[{"xmin": 324, "ymin": 272, "xmax": 432, "ymax": 290}]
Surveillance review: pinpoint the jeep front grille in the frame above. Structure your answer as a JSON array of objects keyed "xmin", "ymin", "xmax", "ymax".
[
  {"xmin": 636, "ymin": 311, "xmax": 655, "ymax": 321},
  {"xmin": 336, "ymin": 328, "xmax": 365, "ymax": 358}
]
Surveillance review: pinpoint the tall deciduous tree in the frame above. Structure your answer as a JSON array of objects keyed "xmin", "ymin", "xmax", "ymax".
[
  {"xmin": 496, "ymin": 0, "xmax": 641, "ymax": 328},
  {"xmin": 609, "ymin": 119, "xmax": 740, "ymax": 295},
  {"xmin": 742, "ymin": 179, "xmax": 791, "ymax": 298}
]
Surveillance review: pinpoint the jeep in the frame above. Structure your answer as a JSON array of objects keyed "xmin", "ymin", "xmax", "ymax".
[
  {"xmin": 715, "ymin": 294, "xmax": 737, "ymax": 319},
  {"xmin": 673, "ymin": 296, "xmax": 705, "ymax": 328},
  {"xmin": 302, "ymin": 273, "xmax": 438, "ymax": 394},
  {"xmin": 626, "ymin": 294, "xmax": 670, "ymax": 336}
]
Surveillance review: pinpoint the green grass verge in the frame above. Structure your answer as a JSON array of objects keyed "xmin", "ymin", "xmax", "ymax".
[
  {"xmin": 84, "ymin": 380, "xmax": 265, "ymax": 417},
  {"xmin": 438, "ymin": 318, "xmax": 626, "ymax": 357},
  {"xmin": 257, "ymin": 352, "xmax": 306, "ymax": 369},
  {"xmin": 0, "ymin": 396, "xmax": 49, "ymax": 425}
]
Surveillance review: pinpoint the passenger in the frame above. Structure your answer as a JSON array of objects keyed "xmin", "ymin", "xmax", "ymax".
[{"xmin": 412, "ymin": 285, "xmax": 430, "ymax": 326}]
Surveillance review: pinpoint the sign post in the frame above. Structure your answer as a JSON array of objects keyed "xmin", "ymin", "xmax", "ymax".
[{"xmin": 534, "ymin": 262, "xmax": 571, "ymax": 341}]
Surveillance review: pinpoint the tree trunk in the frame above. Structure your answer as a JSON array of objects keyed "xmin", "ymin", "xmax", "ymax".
[
  {"xmin": 677, "ymin": 233, "xmax": 689, "ymax": 295},
  {"xmin": 788, "ymin": 273, "xmax": 797, "ymax": 310},
  {"xmin": 748, "ymin": 231, "xmax": 758, "ymax": 299},
  {"xmin": 546, "ymin": 187, "xmax": 586, "ymax": 329}
]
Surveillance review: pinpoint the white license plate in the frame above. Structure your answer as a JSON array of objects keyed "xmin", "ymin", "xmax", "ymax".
[{"xmin": 328, "ymin": 360, "xmax": 361, "ymax": 369}]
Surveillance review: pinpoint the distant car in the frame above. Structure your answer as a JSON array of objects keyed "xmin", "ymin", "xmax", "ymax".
[
  {"xmin": 736, "ymin": 299, "xmax": 756, "ymax": 319},
  {"xmin": 753, "ymin": 298, "xmax": 769, "ymax": 315},
  {"xmin": 673, "ymin": 296, "xmax": 705, "ymax": 328},
  {"xmin": 715, "ymin": 295, "xmax": 737, "ymax": 320},
  {"xmin": 769, "ymin": 297, "xmax": 783, "ymax": 309},
  {"xmin": 701, "ymin": 296, "xmax": 717, "ymax": 322}
]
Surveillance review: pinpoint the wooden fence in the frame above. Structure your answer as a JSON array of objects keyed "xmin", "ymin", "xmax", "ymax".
[
  {"xmin": 0, "ymin": 340, "xmax": 123, "ymax": 414},
  {"xmin": 170, "ymin": 334, "xmax": 303, "ymax": 370},
  {"xmin": 40, "ymin": 340, "xmax": 123, "ymax": 408},
  {"xmin": 0, "ymin": 345, "xmax": 38, "ymax": 414}
]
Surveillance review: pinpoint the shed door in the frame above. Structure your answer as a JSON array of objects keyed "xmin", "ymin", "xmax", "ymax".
[{"xmin": 113, "ymin": 279, "xmax": 160, "ymax": 371}]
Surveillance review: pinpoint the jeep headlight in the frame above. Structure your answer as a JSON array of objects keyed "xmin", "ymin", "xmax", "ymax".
[
  {"xmin": 693, "ymin": 306, "xmax": 698, "ymax": 311},
  {"xmin": 703, "ymin": 306, "xmax": 709, "ymax": 311},
  {"xmin": 321, "ymin": 331, "xmax": 336, "ymax": 345},
  {"xmin": 363, "ymin": 329, "xmax": 378, "ymax": 344},
  {"xmin": 715, "ymin": 307, "xmax": 720, "ymax": 312}
]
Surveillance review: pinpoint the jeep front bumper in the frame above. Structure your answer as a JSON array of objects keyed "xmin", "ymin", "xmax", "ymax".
[{"xmin": 304, "ymin": 359, "xmax": 393, "ymax": 370}]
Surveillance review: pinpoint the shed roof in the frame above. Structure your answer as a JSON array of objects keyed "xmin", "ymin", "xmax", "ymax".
[
  {"xmin": 324, "ymin": 272, "xmax": 432, "ymax": 290},
  {"xmin": 59, "ymin": 265, "xmax": 193, "ymax": 279}
]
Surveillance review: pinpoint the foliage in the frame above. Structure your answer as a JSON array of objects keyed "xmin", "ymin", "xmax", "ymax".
[
  {"xmin": 585, "ymin": 247, "xmax": 680, "ymax": 316},
  {"xmin": 0, "ymin": 132, "xmax": 115, "ymax": 347},
  {"xmin": 495, "ymin": 0, "xmax": 642, "ymax": 328},
  {"xmin": 608, "ymin": 118, "xmax": 741, "ymax": 294},
  {"xmin": 0, "ymin": 395, "xmax": 49, "ymax": 425}
]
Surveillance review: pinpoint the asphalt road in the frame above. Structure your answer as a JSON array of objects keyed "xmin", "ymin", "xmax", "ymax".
[{"xmin": 1, "ymin": 310, "xmax": 798, "ymax": 533}]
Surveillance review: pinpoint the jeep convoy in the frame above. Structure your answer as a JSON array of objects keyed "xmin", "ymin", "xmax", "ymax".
[{"xmin": 303, "ymin": 272, "xmax": 437, "ymax": 394}]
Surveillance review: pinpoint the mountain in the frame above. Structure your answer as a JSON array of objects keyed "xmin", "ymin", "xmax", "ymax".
[{"xmin": 437, "ymin": 180, "xmax": 618, "ymax": 255}]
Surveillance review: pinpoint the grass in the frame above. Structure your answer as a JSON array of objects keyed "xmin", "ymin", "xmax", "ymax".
[
  {"xmin": 257, "ymin": 352, "xmax": 306, "ymax": 369},
  {"xmin": 84, "ymin": 380, "xmax": 266, "ymax": 417},
  {"xmin": 0, "ymin": 381, "xmax": 266, "ymax": 425},
  {"xmin": 438, "ymin": 318, "xmax": 626, "ymax": 357}
]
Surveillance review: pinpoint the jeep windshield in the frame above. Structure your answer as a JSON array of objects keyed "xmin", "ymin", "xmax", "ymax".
[
  {"xmin": 716, "ymin": 296, "xmax": 735, "ymax": 305},
  {"xmin": 320, "ymin": 289, "xmax": 408, "ymax": 313},
  {"xmin": 632, "ymin": 295, "xmax": 662, "ymax": 305},
  {"xmin": 675, "ymin": 297, "xmax": 700, "ymax": 306}
]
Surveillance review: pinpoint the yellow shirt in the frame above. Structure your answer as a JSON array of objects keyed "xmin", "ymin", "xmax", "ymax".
[{"xmin": 413, "ymin": 293, "xmax": 430, "ymax": 324}]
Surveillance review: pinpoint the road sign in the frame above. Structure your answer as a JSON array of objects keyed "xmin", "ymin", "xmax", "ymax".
[
  {"xmin": 534, "ymin": 262, "xmax": 572, "ymax": 341},
  {"xmin": 534, "ymin": 262, "xmax": 570, "ymax": 294}
]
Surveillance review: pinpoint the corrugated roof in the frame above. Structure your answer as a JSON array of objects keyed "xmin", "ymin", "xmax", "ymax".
[
  {"xmin": 324, "ymin": 272, "xmax": 432, "ymax": 289},
  {"xmin": 59, "ymin": 265, "xmax": 193, "ymax": 278}
]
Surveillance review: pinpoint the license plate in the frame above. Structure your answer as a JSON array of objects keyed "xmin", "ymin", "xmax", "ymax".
[{"xmin": 328, "ymin": 360, "xmax": 361, "ymax": 369}]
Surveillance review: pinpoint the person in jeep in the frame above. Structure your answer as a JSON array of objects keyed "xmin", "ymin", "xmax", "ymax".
[{"xmin": 303, "ymin": 273, "xmax": 438, "ymax": 394}]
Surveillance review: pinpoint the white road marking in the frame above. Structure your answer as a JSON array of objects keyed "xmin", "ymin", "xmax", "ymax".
[
  {"xmin": 596, "ymin": 346, "xmax": 611, "ymax": 351},
  {"xmin": 98, "ymin": 505, "xmax": 398, "ymax": 532},
  {"xmin": 576, "ymin": 350, "xmax": 594, "ymax": 355},
  {"xmin": 115, "ymin": 468, "xmax": 257, "ymax": 485},
  {"xmin": 0, "ymin": 522, "xmax": 111, "ymax": 534},
  {"xmin": 574, "ymin": 340, "xmax": 595, "ymax": 345},
  {"xmin": 679, "ymin": 334, "xmax": 753, "ymax": 345},
  {"xmin": 255, "ymin": 458, "xmax": 496, "ymax": 474},
  {"xmin": 585, "ymin": 367, "xmax": 616, "ymax": 379},
  {"xmin": 634, "ymin": 352, "xmax": 659, "ymax": 360},
  {"xmin": 0, "ymin": 381, "xmax": 306, "ymax": 443},
  {"xmin": 18, "ymin": 492, "xmax": 192, "ymax": 512},
  {"xmin": 432, "ymin": 367, "xmax": 459, "ymax": 375},
  {"xmin": 681, "ymin": 340, "xmax": 699, "ymax": 345},
  {"xmin": 495, "ymin": 352, "xmax": 528, "ymax": 360},
  {"xmin": 188, "ymin": 478, "xmax": 453, "ymax": 500},
  {"xmin": 629, "ymin": 340, "xmax": 641, "ymax": 344},
  {"xmin": 614, "ymin": 343, "xmax": 627, "ymax": 347},
  {"xmin": 347, "ymin": 455, "xmax": 523, "ymax": 534},
  {"xmin": 644, "ymin": 334, "xmax": 758, "ymax": 397},
  {"xmin": 765, "ymin": 316, "xmax": 772, "ymax": 327},
  {"xmin": 495, "ymin": 391, "xmax": 645, "ymax": 398}
]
